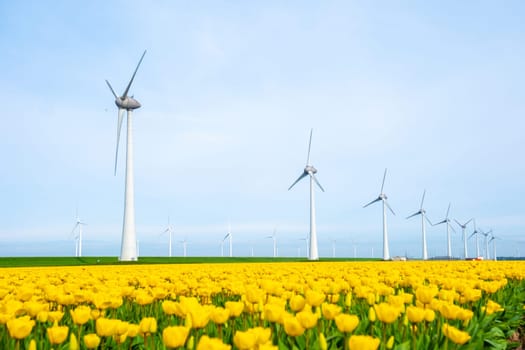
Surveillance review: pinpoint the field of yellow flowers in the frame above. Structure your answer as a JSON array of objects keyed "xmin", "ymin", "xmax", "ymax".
[{"xmin": 0, "ymin": 261, "xmax": 524, "ymax": 350}]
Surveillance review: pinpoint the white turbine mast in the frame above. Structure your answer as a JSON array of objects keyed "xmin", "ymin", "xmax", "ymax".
[
  {"xmin": 433, "ymin": 203, "xmax": 456, "ymax": 259},
  {"xmin": 454, "ymin": 218, "xmax": 473, "ymax": 260},
  {"xmin": 70, "ymin": 211, "xmax": 87, "ymax": 257},
  {"xmin": 331, "ymin": 239, "xmax": 336, "ymax": 258},
  {"xmin": 406, "ymin": 190, "xmax": 432, "ymax": 260},
  {"xmin": 179, "ymin": 237, "xmax": 188, "ymax": 257},
  {"xmin": 161, "ymin": 217, "xmax": 174, "ymax": 257},
  {"xmin": 288, "ymin": 129, "xmax": 325, "ymax": 261},
  {"xmin": 479, "ymin": 228, "xmax": 492, "ymax": 260},
  {"xmin": 468, "ymin": 219, "xmax": 481, "ymax": 258},
  {"xmin": 363, "ymin": 168, "xmax": 395, "ymax": 261},
  {"xmin": 106, "ymin": 50, "xmax": 147, "ymax": 261},
  {"xmin": 266, "ymin": 227, "xmax": 277, "ymax": 258},
  {"xmin": 489, "ymin": 234, "xmax": 498, "ymax": 261},
  {"xmin": 222, "ymin": 223, "xmax": 232, "ymax": 257}
]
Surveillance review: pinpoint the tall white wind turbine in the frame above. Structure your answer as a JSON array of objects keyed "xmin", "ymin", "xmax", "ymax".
[
  {"xmin": 106, "ymin": 50, "xmax": 147, "ymax": 261},
  {"xmin": 406, "ymin": 190, "xmax": 432, "ymax": 260},
  {"xmin": 433, "ymin": 203, "xmax": 456, "ymax": 259},
  {"xmin": 363, "ymin": 168, "xmax": 395, "ymax": 261},
  {"xmin": 161, "ymin": 217, "xmax": 174, "ymax": 257},
  {"xmin": 288, "ymin": 129, "xmax": 325, "ymax": 261},
  {"xmin": 179, "ymin": 238, "xmax": 188, "ymax": 257},
  {"xmin": 489, "ymin": 234, "xmax": 498, "ymax": 261},
  {"xmin": 70, "ymin": 213, "xmax": 87, "ymax": 257},
  {"xmin": 266, "ymin": 228, "xmax": 277, "ymax": 258},
  {"xmin": 468, "ymin": 219, "xmax": 481, "ymax": 258},
  {"xmin": 480, "ymin": 228, "xmax": 492, "ymax": 260},
  {"xmin": 454, "ymin": 218, "xmax": 473, "ymax": 259}
]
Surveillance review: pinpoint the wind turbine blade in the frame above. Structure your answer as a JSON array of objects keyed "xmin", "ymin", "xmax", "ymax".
[
  {"xmin": 380, "ymin": 168, "xmax": 387, "ymax": 193},
  {"xmin": 384, "ymin": 199, "xmax": 395, "ymax": 215},
  {"xmin": 114, "ymin": 108, "xmax": 125, "ymax": 175},
  {"xmin": 468, "ymin": 232, "xmax": 477, "ymax": 239},
  {"xmin": 122, "ymin": 50, "xmax": 147, "ymax": 99},
  {"xmin": 433, "ymin": 219, "xmax": 447, "ymax": 226},
  {"xmin": 288, "ymin": 172, "xmax": 308, "ymax": 191},
  {"xmin": 420, "ymin": 190, "xmax": 426, "ymax": 210},
  {"xmin": 425, "ymin": 216, "xmax": 433, "ymax": 226},
  {"xmin": 105, "ymin": 80, "xmax": 118, "ymax": 99},
  {"xmin": 454, "ymin": 219, "xmax": 461, "ymax": 227},
  {"xmin": 445, "ymin": 203, "xmax": 451, "ymax": 219},
  {"xmin": 406, "ymin": 211, "xmax": 421, "ymax": 220},
  {"xmin": 312, "ymin": 174, "xmax": 325, "ymax": 192},
  {"xmin": 306, "ymin": 129, "xmax": 313, "ymax": 165},
  {"xmin": 70, "ymin": 223, "xmax": 79, "ymax": 236},
  {"xmin": 465, "ymin": 218, "xmax": 473, "ymax": 226},
  {"xmin": 449, "ymin": 223, "xmax": 457, "ymax": 233},
  {"xmin": 363, "ymin": 197, "xmax": 381, "ymax": 208}
]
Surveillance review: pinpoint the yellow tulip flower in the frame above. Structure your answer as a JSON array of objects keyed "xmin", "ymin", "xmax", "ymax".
[
  {"xmin": 162, "ymin": 326, "xmax": 190, "ymax": 348},
  {"xmin": 321, "ymin": 303, "xmax": 342, "ymax": 320},
  {"xmin": 225, "ymin": 301, "xmax": 244, "ymax": 317},
  {"xmin": 70, "ymin": 305, "xmax": 91, "ymax": 325},
  {"xmin": 442, "ymin": 323, "xmax": 471, "ymax": 345},
  {"xmin": 47, "ymin": 324, "xmax": 69, "ymax": 345},
  {"xmin": 348, "ymin": 335, "xmax": 380, "ymax": 350},
  {"xmin": 210, "ymin": 307, "xmax": 230, "ymax": 324},
  {"xmin": 138, "ymin": 317, "xmax": 157, "ymax": 334},
  {"xmin": 289, "ymin": 294, "xmax": 306, "ymax": 312},
  {"xmin": 6, "ymin": 316, "xmax": 35, "ymax": 339},
  {"xmin": 283, "ymin": 315, "xmax": 305, "ymax": 337},
  {"xmin": 335, "ymin": 314, "xmax": 359, "ymax": 333},
  {"xmin": 233, "ymin": 330, "xmax": 257, "ymax": 350},
  {"xmin": 406, "ymin": 306, "xmax": 425, "ymax": 323},
  {"xmin": 296, "ymin": 310, "xmax": 319, "ymax": 329},
  {"xmin": 196, "ymin": 335, "xmax": 232, "ymax": 350},
  {"xmin": 83, "ymin": 334, "xmax": 101, "ymax": 349},
  {"xmin": 374, "ymin": 303, "xmax": 400, "ymax": 324}
]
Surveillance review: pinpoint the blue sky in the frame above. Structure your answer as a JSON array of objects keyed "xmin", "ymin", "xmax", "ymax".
[{"xmin": 1, "ymin": 1, "xmax": 524, "ymax": 258}]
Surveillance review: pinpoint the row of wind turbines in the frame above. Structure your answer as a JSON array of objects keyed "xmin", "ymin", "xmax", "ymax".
[{"xmin": 95, "ymin": 50, "xmax": 501, "ymax": 261}]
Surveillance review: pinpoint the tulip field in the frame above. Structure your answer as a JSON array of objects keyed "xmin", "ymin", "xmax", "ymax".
[{"xmin": 0, "ymin": 261, "xmax": 524, "ymax": 350}]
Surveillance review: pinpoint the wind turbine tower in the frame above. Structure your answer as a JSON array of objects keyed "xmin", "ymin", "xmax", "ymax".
[
  {"xmin": 162, "ymin": 217, "xmax": 174, "ymax": 257},
  {"xmin": 106, "ymin": 50, "xmax": 147, "ymax": 261},
  {"xmin": 71, "ymin": 213, "xmax": 87, "ymax": 257},
  {"xmin": 454, "ymin": 218, "xmax": 473, "ymax": 259},
  {"xmin": 480, "ymin": 229, "xmax": 492, "ymax": 260},
  {"xmin": 489, "ymin": 234, "xmax": 498, "ymax": 261},
  {"xmin": 266, "ymin": 228, "xmax": 277, "ymax": 258},
  {"xmin": 468, "ymin": 219, "xmax": 481, "ymax": 258},
  {"xmin": 223, "ymin": 223, "xmax": 233, "ymax": 257},
  {"xmin": 179, "ymin": 238, "xmax": 188, "ymax": 257},
  {"xmin": 433, "ymin": 203, "xmax": 456, "ymax": 259},
  {"xmin": 406, "ymin": 190, "xmax": 431, "ymax": 260},
  {"xmin": 363, "ymin": 168, "xmax": 395, "ymax": 261},
  {"xmin": 288, "ymin": 129, "xmax": 325, "ymax": 261}
]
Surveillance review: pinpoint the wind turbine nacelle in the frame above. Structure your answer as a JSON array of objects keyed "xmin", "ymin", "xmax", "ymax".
[
  {"xmin": 115, "ymin": 97, "xmax": 141, "ymax": 110},
  {"xmin": 305, "ymin": 165, "xmax": 317, "ymax": 174}
]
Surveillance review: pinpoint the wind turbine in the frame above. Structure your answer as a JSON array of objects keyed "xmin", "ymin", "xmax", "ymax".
[
  {"xmin": 363, "ymin": 168, "xmax": 395, "ymax": 261},
  {"xmin": 468, "ymin": 219, "xmax": 481, "ymax": 258},
  {"xmin": 480, "ymin": 228, "xmax": 492, "ymax": 260},
  {"xmin": 489, "ymin": 234, "xmax": 498, "ymax": 261},
  {"xmin": 223, "ymin": 223, "xmax": 232, "ymax": 257},
  {"xmin": 70, "ymin": 214, "xmax": 87, "ymax": 257},
  {"xmin": 288, "ymin": 129, "xmax": 325, "ymax": 261},
  {"xmin": 266, "ymin": 228, "xmax": 277, "ymax": 258},
  {"xmin": 331, "ymin": 239, "xmax": 336, "ymax": 258},
  {"xmin": 406, "ymin": 190, "xmax": 432, "ymax": 260},
  {"xmin": 161, "ymin": 217, "xmax": 174, "ymax": 257},
  {"xmin": 106, "ymin": 50, "xmax": 147, "ymax": 261},
  {"xmin": 433, "ymin": 203, "xmax": 456, "ymax": 259},
  {"xmin": 179, "ymin": 238, "xmax": 188, "ymax": 257},
  {"xmin": 299, "ymin": 236, "xmax": 309, "ymax": 258},
  {"xmin": 454, "ymin": 218, "xmax": 473, "ymax": 259}
]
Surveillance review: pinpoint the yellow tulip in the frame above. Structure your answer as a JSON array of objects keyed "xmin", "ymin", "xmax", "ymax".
[
  {"xmin": 348, "ymin": 335, "xmax": 380, "ymax": 350},
  {"xmin": 83, "ymin": 334, "xmax": 101, "ymax": 349},
  {"xmin": 69, "ymin": 333, "xmax": 79, "ymax": 350},
  {"xmin": 127, "ymin": 324, "xmax": 140, "ymax": 337},
  {"xmin": 225, "ymin": 301, "xmax": 244, "ymax": 317},
  {"xmin": 406, "ymin": 306, "xmax": 425, "ymax": 323},
  {"xmin": 319, "ymin": 333, "xmax": 328, "ymax": 350},
  {"xmin": 289, "ymin": 294, "xmax": 306, "ymax": 312},
  {"xmin": 138, "ymin": 317, "xmax": 157, "ymax": 334},
  {"xmin": 415, "ymin": 286, "xmax": 438, "ymax": 304},
  {"xmin": 264, "ymin": 303, "xmax": 283, "ymax": 323},
  {"xmin": 368, "ymin": 306, "xmax": 376, "ymax": 322},
  {"xmin": 335, "ymin": 314, "xmax": 359, "ymax": 333},
  {"xmin": 96, "ymin": 317, "xmax": 117, "ymax": 337},
  {"xmin": 70, "ymin": 305, "xmax": 91, "ymax": 325},
  {"xmin": 296, "ymin": 310, "xmax": 319, "ymax": 329},
  {"xmin": 162, "ymin": 326, "xmax": 190, "ymax": 348},
  {"xmin": 47, "ymin": 324, "xmax": 69, "ymax": 344},
  {"xmin": 283, "ymin": 315, "xmax": 305, "ymax": 337},
  {"xmin": 196, "ymin": 335, "xmax": 232, "ymax": 350},
  {"xmin": 321, "ymin": 303, "xmax": 342, "ymax": 320},
  {"xmin": 374, "ymin": 303, "xmax": 400, "ymax": 324},
  {"xmin": 424, "ymin": 309, "xmax": 435, "ymax": 322},
  {"xmin": 7, "ymin": 316, "xmax": 35, "ymax": 339},
  {"xmin": 162, "ymin": 300, "xmax": 178, "ymax": 315},
  {"xmin": 210, "ymin": 307, "xmax": 230, "ymax": 324},
  {"xmin": 28, "ymin": 339, "xmax": 37, "ymax": 350},
  {"xmin": 48, "ymin": 311, "xmax": 64, "ymax": 323},
  {"xmin": 386, "ymin": 335, "xmax": 394, "ymax": 349},
  {"xmin": 305, "ymin": 290, "xmax": 325, "ymax": 307},
  {"xmin": 233, "ymin": 330, "xmax": 257, "ymax": 350},
  {"xmin": 442, "ymin": 323, "xmax": 471, "ymax": 345}
]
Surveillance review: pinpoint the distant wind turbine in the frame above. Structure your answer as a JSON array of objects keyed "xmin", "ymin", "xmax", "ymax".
[
  {"xmin": 179, "ymin": 238, "xmax": 188, "ymax": 257},
  {"xmin": 489, "ymin": 234, "xmax": 498, "ymax": 261},
  {"xmin": 161, "ymin": 217, "xmax": 174, "ymax": 257},
  {"xmin": 331, "ymin": 239, "xmax": 336, "ymax": 258},
  {"xmin": 70, "ymin": 211, "xmax": 87, "ymax": 257},
  {"xmin": 223, "ymin": 223, "xmax": 232, "ymax": 257},
  {"xmin": 406, "ymin": 190, "xmax": 432, "ymax": 260},
  {"xmin": 363, "ymin": 168, "xmax": 395, "ymax": 261},
  {"xmin": 106, "ymin": 50, "xmax": 147, "ymax": 261},
  {"xmin": 454, "ymin": 218, "xmax": 473, "ymax": 259},
  {"xmin": 468, "ymin": 219, "xmax": 481, "ymax": 258},
  {"xmin": 480, "ymin": 228, "xmax": 492, "ymax": 260},
  {"xmin": 288, "ymin": 129, "xmax": 325, "ymax": 261},
  {"xmin": 433, "ymin": 203, "xmax": 456, "ymax": 259},
  {"xmin": 266, "ymin": 228, "xmax": 277, "ymax": 258},
  {"xmin": 299, "ymin": 236, "xmax": 309, "ymax": 258}
]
